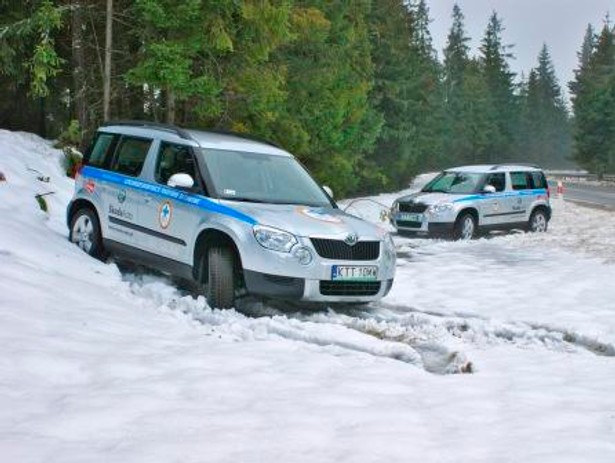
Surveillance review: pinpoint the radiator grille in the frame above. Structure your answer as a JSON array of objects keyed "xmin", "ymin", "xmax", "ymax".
[
  {"xmin": 319, "ymin": 281, "xmax": 382, "ymax": 297},
  {"xmin": 398, "ymin": 203, "xmax": 428, "ymax": 213},
  {"xmin": 310, "ymin": 239, "xmax": 380, "ymax": 261}
]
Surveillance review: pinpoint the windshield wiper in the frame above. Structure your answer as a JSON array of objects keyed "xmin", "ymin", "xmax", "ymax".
[{"xmin": 222, "ymin": 197, "xmax": 269, "ymax": 203}]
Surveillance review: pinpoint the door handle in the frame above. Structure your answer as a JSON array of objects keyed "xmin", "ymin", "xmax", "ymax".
[{"xmin": 144, "ymin": 195, "xmax": 152, "ymax": 204}]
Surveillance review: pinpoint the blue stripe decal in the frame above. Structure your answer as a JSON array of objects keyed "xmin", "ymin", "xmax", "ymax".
[
  {"xmin": 453, "ymin": 189, "xmax": 548, "ymax": 203},
  {"xmin": 82, "ymin": 166, "xmax": 257, "ymax": 225}
]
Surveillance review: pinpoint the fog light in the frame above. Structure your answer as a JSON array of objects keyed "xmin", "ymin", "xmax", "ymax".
[{"xmin": 293, "ymin": 246, "xmax": 313, "ymax": 265}]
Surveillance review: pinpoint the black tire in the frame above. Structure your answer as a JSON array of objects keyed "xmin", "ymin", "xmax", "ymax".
[
  {"xmin": 206, "ymin": 246, "xmax": 236, "ymax": 309},
  {"xmin": 453, "ymin": 212, "xmax": 477, "ymax": 241},
  {"xmin": 69, "ymin": 208, "xmax": 106, "ymax": 259},
  {"xmin": 527, "ymin": 209, "xmax": 549, "ymax": 233}
]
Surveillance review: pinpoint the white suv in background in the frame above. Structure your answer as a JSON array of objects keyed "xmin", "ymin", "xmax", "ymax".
[{"xmin": 391, "ymin": 164, "xmax": 551, "ymax": 239}]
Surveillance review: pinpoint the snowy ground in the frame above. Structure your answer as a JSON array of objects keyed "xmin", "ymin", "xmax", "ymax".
[{"xmin": 1, "ymin": 130, "xmax": 615, "ymax": 462}]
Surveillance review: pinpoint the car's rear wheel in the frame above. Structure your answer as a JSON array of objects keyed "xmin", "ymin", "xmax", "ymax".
[
  {"xmin": 453, "ymin": 213, "xmax": 476, "ymax": 240},
  {"xmin": 205, "ymin": 246, "xmax": 236, "ymax": 309},
  {"xmin": 527, "ymin": 209, "xmax": 548, "ymax": 233},
  {"xmin": 69, "ymin": 208, "xmax": 106, "ymax": 259}
]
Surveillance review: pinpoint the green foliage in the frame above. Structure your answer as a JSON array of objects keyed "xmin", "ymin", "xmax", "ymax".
[
  {"xmin": 1, "ymin": 0, "xmax": 587, "ymax": 195},
  {"xmin": 570, "ymin": 22, "xmax": 615, "ymax": 174},
  {"xmin": 55, "ymin": 120, "xmax": 84, "ymax": 176},
  {"xmin": 35, "ymin": 194, "xmax": 48, "ymax": 212}
]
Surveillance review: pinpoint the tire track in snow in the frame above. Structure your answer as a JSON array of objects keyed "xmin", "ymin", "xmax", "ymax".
[{"xmin": 374, "ymin": 302, "xmax": 615, "ymax": 358}]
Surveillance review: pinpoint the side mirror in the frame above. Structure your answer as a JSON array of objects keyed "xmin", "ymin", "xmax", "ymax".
[
  {"xmin": 483, "ymin": 185, "xmax": 496, "ymax": 194},
  {"xmin": 168, "ymin": 173, "xmax": 194, "ymax": 189},
  {"xmin": 323, "ymin": 185, "xmax": 334, "ymax": 198}
]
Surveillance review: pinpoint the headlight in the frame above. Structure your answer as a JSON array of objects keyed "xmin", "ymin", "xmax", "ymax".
[
  {"xmin": 384, "ymin": 233, "xmax": 396, "ymax": 262},
  {"xmin": 427, "ymin": 203, "xmax": 454, "ymax": 215},
  {"xmin": 253, "ymin": 225, "xmax": 298, "ymax": 253}
]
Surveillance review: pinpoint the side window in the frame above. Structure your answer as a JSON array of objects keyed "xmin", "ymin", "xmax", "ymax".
[
  {"xmin": 511, "ymin": 172, "xmax": 531, "ymax": 191},
  {"xmin": 531, "ymin": 172, "xmax": 547, "ymax": 189},
  {"xmin": 155, "ymin": 142, "xmax": 199, "ymax": 188},
  {"xmin": 485, "ymin": 173, "xmax": 506, "ymax": 192},
  {"xmin": 110, "ymin": 136, "xmax": 151, "ymax": 176},
  {"xmin": 85, "ymin": 132, "xmax": 117, "ymax": 168}
]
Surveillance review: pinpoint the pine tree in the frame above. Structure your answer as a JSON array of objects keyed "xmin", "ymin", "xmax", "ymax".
[
  {"xmin": 479, "ymin": 11, "xmax": 518, "ymax": 162},
  {"xmin": 570, "ymin": 21, "xmax": 615, "ymax": 174},
  {"xmin": 520, "ymin": 44, "xmax": 571, "ymax": 167}
]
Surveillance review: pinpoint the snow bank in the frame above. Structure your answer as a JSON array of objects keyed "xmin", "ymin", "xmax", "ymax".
[{"xmin": 1, "ymin": 130, "xmax": 615, "ymax": 462}]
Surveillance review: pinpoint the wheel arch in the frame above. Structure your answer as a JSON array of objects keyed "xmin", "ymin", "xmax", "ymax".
[
  {"xmin": 193, "ymin": 228, "xmax": 243, "ymax": 283},
  {"xmin": 67, "ymin": 199, "xmax": 101, "ymax": 229},
  {"xmin": 530, "ymin": 204, "xmax": 551, "ymax": 221},
  {"xmin": 456, "ymin": 207, "xmax": 479, "ymax": 224}
]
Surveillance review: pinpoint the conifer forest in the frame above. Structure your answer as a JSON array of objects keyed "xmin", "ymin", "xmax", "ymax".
[{"xmin": 1, "ymin": 0, "xmax": 614, "ymax": 195}]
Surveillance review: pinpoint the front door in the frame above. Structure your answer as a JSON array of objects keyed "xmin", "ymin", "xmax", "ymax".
[
  {"xmin": 480, "ymin": 172, "xmax": 507, "ymax": 226},
  {"xmin": 138, "ymin": 142, "xmax": 205, "ymax": 264}
]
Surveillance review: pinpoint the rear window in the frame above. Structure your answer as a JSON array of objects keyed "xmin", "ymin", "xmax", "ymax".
[
  {"xmin": 110, "ymin": 136, "xmax": 152, "ymax": 177},
  {"xmin": 531, "ymin": 171, "xmax": 547, "ymax": 189},
  {"xmin": 85, "ymin": 132, "xmax": 117, "ymax": 168},
  {"xmin": 510, "ymin": 172, "xmax": 532, "ymax": 190}
]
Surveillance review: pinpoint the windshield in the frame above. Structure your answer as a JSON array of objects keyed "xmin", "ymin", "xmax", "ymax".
[
  {"xmin": 201, "ymin": 148, "xmax": 333, "ymax": 207},
  {"xmin": 422, "ymin": 171, "xmax": 485, "ymax": 194}
]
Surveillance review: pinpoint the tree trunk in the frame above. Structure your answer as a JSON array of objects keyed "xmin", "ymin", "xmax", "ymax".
[
  {"xmin": 103, "ymin": 0, "xmax": 113, "ymax": 121},
  {"xmin": 166, "ymin": 87, "xmax": 176, "ymax": 124},
  {"xmin": 71, "ymin": 0, "xmax": 87, "ymax": 148}
]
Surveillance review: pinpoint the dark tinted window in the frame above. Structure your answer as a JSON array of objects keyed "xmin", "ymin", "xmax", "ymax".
[
  {"xmin": 510, "ymin": 172, "xmax": 532, "ymax": 190},
  {"xmin": 531, "ymin": 171, "xmax": 547, "ymax": 189},
  {"xmin": 155, "ymin": 142, "xmax": 199, "ymax": 186},
  {"xmin": 485, "ymin": 173, "xmax": 506, "ymax": 192},
  {"xmin": 85, "ymin": 132, "xmax": 117, "ymax": 168},
  {"xmin": 110, "ymin": 136, "xmax": 151, "ymax": 176}
]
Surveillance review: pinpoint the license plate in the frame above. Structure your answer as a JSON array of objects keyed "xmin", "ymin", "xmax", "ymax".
[
  {"xmin": 331, "ymin": 265, "xmax": 378, "ymax": 281},
  {"xmin": 397, "ymin": 212, "xmax": 423, "ymax": 222}
]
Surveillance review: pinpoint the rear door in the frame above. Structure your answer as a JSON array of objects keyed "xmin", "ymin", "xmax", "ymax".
[
  {"xmin": 104, "ymin": 135, "xmax": 153, "ymax": 246},
  {"xmin": 505, "ymin": 171, "xmax": 534, "ymax": 223}
]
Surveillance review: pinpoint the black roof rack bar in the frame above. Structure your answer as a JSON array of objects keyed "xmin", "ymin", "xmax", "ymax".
[
  {"xmin": 205, "ymin": 129, "xmax": 280, "ymax": 148},
  {"xmin": 490, "ymin": 163, "xmax": 540, "ymax": 170},
  {"xmin": 102, "ymin": 120, "xmax": 193, "ymax": 141}
]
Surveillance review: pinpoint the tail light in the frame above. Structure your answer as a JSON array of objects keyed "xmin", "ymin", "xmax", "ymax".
[{"xmin": 72, "ymin": 161, "xmax": 84, "ymax": 179}]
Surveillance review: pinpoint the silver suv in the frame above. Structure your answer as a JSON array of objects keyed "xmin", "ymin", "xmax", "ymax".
[
  {"xmin": 391, "ymin": 164, "xmax": 551, "ymax": 239},
  {"xmin": 67, "ymin": 121, "xmax": 396, "ymax": 308}
]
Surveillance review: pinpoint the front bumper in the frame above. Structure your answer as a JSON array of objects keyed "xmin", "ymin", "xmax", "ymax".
[
  {"xmin": 243, "ymin": 269, "xmax": 394, "ymax": 302},
  {"xmin": 392, "ymin": 216, "xmax": 455, "ymax": 236},
  {"xmin": 240, "ymin": 235, "xmax": 396, "ymax": 302}
]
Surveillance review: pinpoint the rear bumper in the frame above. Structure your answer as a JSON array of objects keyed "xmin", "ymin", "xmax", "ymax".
[{"xmin": 244, "ymin": 270, "xmax": 394, "ymax": 302}]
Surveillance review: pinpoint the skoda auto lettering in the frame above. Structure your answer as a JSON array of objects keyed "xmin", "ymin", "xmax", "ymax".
[
  {"xmin": 391, "ymin": 164, "xmax": 551, "ymax": 240},
  {"xmin": 67, "ymin": 122, "xmax": 396, "ymax": 308}
]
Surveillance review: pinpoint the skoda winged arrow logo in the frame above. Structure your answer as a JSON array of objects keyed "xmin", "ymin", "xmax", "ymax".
[{"xmin": 344, "ymin": 233, "xmax": 359, "ymax": 246}]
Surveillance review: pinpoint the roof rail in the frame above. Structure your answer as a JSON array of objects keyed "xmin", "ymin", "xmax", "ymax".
[
  {"xmin": 490, "ymin": 163, "xmax": 541, "ymax": 170},
  {"xmin": 102, "ymin": 120, "xmax": 193, "ymax": 141},
  {"xmin": 205, "ymin": 129, "xmax": 280, "ymax": 148}
]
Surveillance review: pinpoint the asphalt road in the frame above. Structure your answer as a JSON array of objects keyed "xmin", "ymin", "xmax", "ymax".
[{"xmin": 552, "ymin": 181, "xmax": 615, "ymax": 209}]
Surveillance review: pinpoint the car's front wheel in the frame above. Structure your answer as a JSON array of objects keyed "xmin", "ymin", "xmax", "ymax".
[
  {"xmin": 205, "ymin": 246, "xmax": 236, "ymax": 309},
  {"xmin": 527, "ymin": 209, "xmax": 549, "ymax": 233},
  {"xmin": 69, "ymin": 208, "xmax": 106, "ymax": 259},
  {"xmin": 453, "ymin": 212, "xmax": 477, "ymax": 240}
]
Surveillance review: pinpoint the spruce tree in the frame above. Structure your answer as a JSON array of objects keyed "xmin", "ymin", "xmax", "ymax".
[{"xmin": 479, "ymin": 12, "xmax": 518, "ymax": 162}]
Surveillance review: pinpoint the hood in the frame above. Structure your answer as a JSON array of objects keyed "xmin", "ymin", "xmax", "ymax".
[
  {"xmin": 221, "ymin": 201, "xmax": 388, "ymax": 241},
  {"xmin": 396, "ymin": 191, "xmax": 468, "ymax": 206}
]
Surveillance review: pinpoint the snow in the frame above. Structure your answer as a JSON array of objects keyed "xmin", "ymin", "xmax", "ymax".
[{"xmin": 1, "ymin": 129, "xmax": 615, "ymax": 462}]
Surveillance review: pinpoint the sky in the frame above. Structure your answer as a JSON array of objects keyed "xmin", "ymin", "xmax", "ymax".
[{"xmin": 427, "ymin": 0, "xmax": 614, "ymax": 98}]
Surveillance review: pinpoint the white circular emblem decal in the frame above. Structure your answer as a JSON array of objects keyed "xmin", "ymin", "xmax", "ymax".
[{"xmin": 158, "ymin": 201, "xmax": 173, "ymax": 229}]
